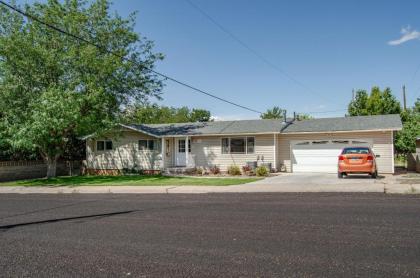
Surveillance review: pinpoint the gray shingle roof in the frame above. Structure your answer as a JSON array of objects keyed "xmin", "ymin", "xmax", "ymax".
[
  {"xmin": 282, "ymin": 114, "xmax": 402, "ymax": 133},
  {"xmin": 125, "ymin": 119, "xmax": 287, "ymax": 137},
  {"xmin": 122, "ymin": 114, "xmax": 402, "ymax": 137}
]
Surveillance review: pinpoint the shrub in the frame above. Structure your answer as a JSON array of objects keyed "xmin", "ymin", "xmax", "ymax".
[
  {"xmin": 122, "ymin": 167, "xmax": 141, "ymax": 175},
  {"xmin": 209, "ymin": 165, "xmax": 221, "ymax": 175},
  {"xmin": 195, "ymin": 167, "xmax": 204, "ymax": 175},
  {"xmin": 228, "ymin": 165, "xmax": 242, "ymax": 176},
  {"xmin": 242, "ymin": 165, "xmax": 251, "ymax": 172},
  {"xmin": 256, "ymin": 166, "xmax": 269, "ymax": 177}
]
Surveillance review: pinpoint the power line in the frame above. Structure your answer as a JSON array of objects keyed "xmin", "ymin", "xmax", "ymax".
[
  {"xmin": 0, "ymin": 0, "xmax": 263, "ymax": 115},
  {"xmin": 185, "ymin": 0, "xmax": 332, "ymax": 104}
]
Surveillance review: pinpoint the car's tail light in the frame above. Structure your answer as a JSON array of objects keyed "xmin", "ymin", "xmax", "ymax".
[
  {"xmin": 338, "ymin": 155, "xmax": 344, "ymax": 161},
  {"xmin": 367, "ymin": 155, "xmax": 373, "ymax": 161}
]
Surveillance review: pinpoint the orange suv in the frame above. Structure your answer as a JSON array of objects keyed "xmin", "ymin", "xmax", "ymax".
[{"xmin": 338, "ymin": 147, "xmax": 378, "ymax": 179}]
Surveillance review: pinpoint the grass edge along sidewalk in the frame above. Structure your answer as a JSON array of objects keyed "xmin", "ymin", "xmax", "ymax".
[{"xmin": 0, "ymin": 175, "xmax": 262, "ymax": 187}]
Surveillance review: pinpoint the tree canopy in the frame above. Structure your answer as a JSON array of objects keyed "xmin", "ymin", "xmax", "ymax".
[
  {"xmin": 260, "ymin": 106, "xmax": 286, "ymax": 120},
  {"xmin": 348, "ymin": 87, "xmax": 401, "ymax": 116},
  {"xmin": 347, "ymin": 87, "xmax": 418, "ymax": 154},
  {"xmin": 395, "ymin": 98, "xmax": 420, "ymax": 154},
  {"xmin": 123, "ymin": 104, "xmax": 212, "ymax": 124},
  {"xmin": 0, "ymin": 0, "xmax": 163, "ymax": 176}
]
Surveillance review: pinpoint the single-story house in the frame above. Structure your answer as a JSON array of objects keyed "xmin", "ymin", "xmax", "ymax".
[{"xmin": 84, "ymin": 114, "xmax": 402, "ymax": 174}]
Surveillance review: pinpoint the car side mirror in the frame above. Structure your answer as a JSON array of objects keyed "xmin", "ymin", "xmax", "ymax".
[{"xmin": 375, "ymin": 154, "xmax": 380, "ymax": 158}]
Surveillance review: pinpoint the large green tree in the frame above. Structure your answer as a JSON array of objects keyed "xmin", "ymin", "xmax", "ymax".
[
  {"xmin": 348, "ymin": 87, "xmax": 401, "ymax": 116},
  {"xmin": 414, "ymin": 97, "xmax": 420, "ymax": 113},
  {"xmin": 260, "ymin": 106, "xmax": 286, "ymax": 120},
  {"xmin": 123, "ymin": 104, "xmax": 212, "ymax": 124},
  {"xmin": 395, "ymin": 98, "xmax": 420, "ymax": 154},
  {"xmin": 0, "ymin": 0, "xmax": 163, "ymax": 177}
]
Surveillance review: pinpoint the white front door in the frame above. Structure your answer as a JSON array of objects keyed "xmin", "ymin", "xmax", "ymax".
[
  {"xmin": 291, "ymin": 139, "xmax": 372, "ymax": 173},
  {"xmin": 175, "ymin": 139, "xmax": 188, "ymax": 166}
]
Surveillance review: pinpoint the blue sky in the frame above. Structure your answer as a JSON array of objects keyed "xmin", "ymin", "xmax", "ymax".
[{"xmin": 23, "ymin": 0, "xmax": 420, "ymax": 119}]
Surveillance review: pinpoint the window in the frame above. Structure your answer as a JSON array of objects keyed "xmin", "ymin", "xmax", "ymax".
[
  {"xmin": 295, "ymin": 141, "xmax": 310, "ymax": 145},
  {"xmin": 139, "ymin": 140, "xmax": 157, "ymax": 151},
  {"xmin": 342, "ymin": 147, "xmax": 370, "ymax": 154},
  {"xmin": 96, "ymin": 140, "xmax": 112, "ymax": 151},
  {"xmin": 230, "ymin": 138, "xmax": 245, "ymax": 153},
  {"xmin": 96, "ymin": 141, "xmax": 104, "ymax": 151},
  {"xmin": 105, "ymin": 141, "xmax": 113, "ymax": 150},
  {"xmin": 138, "ymin": 140, "xmax": 148, "ymax": 150},
  {"xmin": 178, "ymin": 139, "xmax": 191, "ymax": 153},
  {"xmin": 221, "ymin": 137, "xmax": 255, "ymax": 154},
  {"xmin": 352, "ymin": 140, "xmax": 368, "ymax": 144},
  {"xmin": 222, "ymin": 138, "xmax": 229, "ymax": 154},
  {"xmin": 312, "ymin": 140, "xmax": 328, "ymax": 144},
  {"xmin": 165, "ymin": 139, "xmax": 170, "ymax": 156},
  {"xmin": 148, "ymin": 140, "xmax": 155, "ymax": 150},
  {"xmin": 178, "ymin": 139, "xmax": 186, "ymax": 153},
  {"xmin": 333, "ymin": 140, "xmax": 349, "ymax": 144},
  {"xmin": 247, "ymin": 137, "xmax": 255, "ymax": 153}
]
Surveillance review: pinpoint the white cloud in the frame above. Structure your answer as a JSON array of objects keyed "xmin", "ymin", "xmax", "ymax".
[{"xmin": 388, "ymin": 26, "xmax": 420, "ymax": 46}]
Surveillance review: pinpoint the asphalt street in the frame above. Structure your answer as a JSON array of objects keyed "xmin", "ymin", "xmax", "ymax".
[{"xmin": 0, "ymin": 193, "xmax": 419, "ymax": 277}]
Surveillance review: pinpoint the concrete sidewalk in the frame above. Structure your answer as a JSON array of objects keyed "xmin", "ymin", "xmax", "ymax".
[{"xmin": 0, "ymin": 180, "xmax": 419, "ymax": 194}]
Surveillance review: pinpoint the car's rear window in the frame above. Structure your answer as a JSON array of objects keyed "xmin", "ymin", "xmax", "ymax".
[{"xmin": 342, "ymin": 147, "xmax": 370, "ymax": 154}]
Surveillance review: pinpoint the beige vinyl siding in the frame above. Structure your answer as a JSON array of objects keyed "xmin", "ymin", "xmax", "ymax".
[
  {"xmin": 278, "ymin": 131, "xmax": 394, "ymax": 174},
  {"xmin": 191, "ymin": 134, "xmax": 276, "ymax": 171},
  {"xmin": 86, "ymin": 131, "xmax": 163, "ymax": 170}
]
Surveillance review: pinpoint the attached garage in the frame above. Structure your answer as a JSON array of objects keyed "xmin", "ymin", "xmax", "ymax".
[
  {"xmin": 277, "ymin": 114, "xmax": 403, "ymax": 174},
  {"xmin": 291, "ymin": 139, "xmax": 371, "ymax": 173}
]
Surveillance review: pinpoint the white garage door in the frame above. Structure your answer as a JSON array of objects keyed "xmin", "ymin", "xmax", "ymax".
[{"xmin": 291, "ymin": 139, "xmax": 372, "ymax": 173}]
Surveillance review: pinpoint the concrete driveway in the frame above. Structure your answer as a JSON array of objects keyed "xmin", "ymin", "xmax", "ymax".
[
  {"xmin": 252, "ymin": 173, "xmax": 378, "ymax": 185},
  {"xmin": 225, "ymin": 172, "xmax": 414, "ymax": 193}
]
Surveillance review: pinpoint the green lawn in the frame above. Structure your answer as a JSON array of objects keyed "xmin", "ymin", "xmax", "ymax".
[{"xmin": 0, "ymin": 175, "xmax": 262, "ymax": 187}]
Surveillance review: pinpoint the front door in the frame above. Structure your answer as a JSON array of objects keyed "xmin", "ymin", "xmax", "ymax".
[
  {"xmin": 176, "ymin": 139, "xmax": 187, "ymax": 166},
  {"xmin": 175, "ymin": 138, "xmax": 192, "ymax": 166}
]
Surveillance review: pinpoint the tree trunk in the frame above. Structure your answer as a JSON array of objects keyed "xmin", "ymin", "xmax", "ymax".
[{"xmin": 45, "ymin": 155, "xmax": 59, "ymax": 178}]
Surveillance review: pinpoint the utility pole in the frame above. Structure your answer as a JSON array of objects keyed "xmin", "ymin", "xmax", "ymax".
[
  {"xmin": 403, "ymin": 85, "xmax": 407, "ymax": 111},
  {"xmin": 352, "ymin": 88, "xmax": 355, "ymax": 101}
]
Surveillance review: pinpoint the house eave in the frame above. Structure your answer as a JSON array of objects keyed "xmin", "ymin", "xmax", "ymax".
[
  {"xmin": 118, "ymin": 124, "xmax": 161, "ymax": 138},
  {"xmin": 80, "ymin": 124, "xmax": 162, "ymax": 140},
  {"xmin": 282, "ymin": 128, "xmax": 402, "ymax": 135},
  {"xmin": 161, "ymin": 131, "xmax": 281, "ymax": 138}
]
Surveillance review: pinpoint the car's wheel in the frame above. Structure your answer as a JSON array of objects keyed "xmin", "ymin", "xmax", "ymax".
[
  {"xmin": 371, "ymin": 170, "xmax": 378, "ymax": 179},
  {"xmin": 338, "ymin": 172, "xmax": 343, "ymax": 179}
]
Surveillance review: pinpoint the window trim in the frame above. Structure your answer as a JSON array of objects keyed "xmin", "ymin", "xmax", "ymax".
[{"xmin": 221, "ymin": 137, "xmax": 255, "ymax": 154}]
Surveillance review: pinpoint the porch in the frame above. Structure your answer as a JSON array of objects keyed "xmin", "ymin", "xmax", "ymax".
[{"xmin": 161, "ymin": 136, "xmax": 196, "ymax": 169}]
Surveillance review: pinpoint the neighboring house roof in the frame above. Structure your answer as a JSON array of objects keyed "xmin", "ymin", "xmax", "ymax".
[
  {"xmin": 282, "ymin": 114, "xmax": 402, "ymax": 134},
  {"xmin": 118, "ymin": 114, "xmax": 402, "ymax": 137}
]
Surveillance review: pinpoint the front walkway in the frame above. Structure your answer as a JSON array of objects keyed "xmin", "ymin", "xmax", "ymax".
[{"xmin": 0, "ymin": 173, "xmax": 419, "ymax": 194}]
